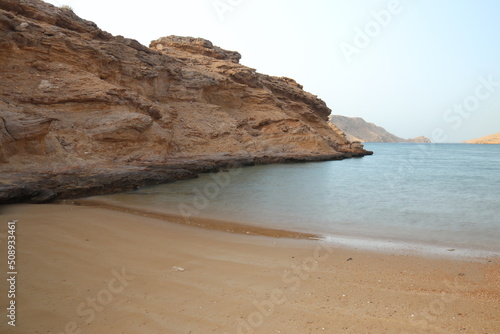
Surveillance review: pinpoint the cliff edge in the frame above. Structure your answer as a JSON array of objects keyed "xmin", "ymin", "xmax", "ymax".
[{"xmin": 0, "ymin": 0, "xmax": 371, "ymax": 203}]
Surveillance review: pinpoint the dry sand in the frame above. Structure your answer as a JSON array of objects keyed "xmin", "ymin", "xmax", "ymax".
[{"xmin": 0, "ymin": 203, "xmax": 499, "ymax": 334}]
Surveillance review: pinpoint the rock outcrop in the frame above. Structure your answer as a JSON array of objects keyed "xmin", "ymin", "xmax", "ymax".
[
  {"xmin": 0, "ymin": 0, "xmax": 371, "ymax": 203},
  {"xmin": 408, "ymin": 136, "xmax": 432, "ymax": 144},
  {"xmin": 463, "ymin": 132, "xmax": 500, "ymax": 144},
  {"xmin": 329, "ymin": 115, "xmax": 431, "ymax": 143}
]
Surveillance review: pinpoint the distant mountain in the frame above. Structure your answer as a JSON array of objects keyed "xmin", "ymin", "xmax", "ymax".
[
  {"xmin": 463, "ymin": 132, "xmax": 500, "ymax": 144},
  {"xmin": 329, "ymin": 115, "xmax": 431, "ymax": 143}
]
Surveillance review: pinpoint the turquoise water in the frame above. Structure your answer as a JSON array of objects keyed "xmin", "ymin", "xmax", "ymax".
[{"xmin": 90, "ymin": 144, "xmax": 500, "ymax": 255}]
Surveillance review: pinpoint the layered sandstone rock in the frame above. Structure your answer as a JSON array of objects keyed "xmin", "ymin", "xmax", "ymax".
[{"xmin": 0, "ymin": 0, "xmax": 371, "ymax": 202}]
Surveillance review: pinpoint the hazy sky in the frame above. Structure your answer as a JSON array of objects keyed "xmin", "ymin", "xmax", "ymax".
[{"xmin": 44, "ymin": 0, "xmax": 500, "ymax": 142}]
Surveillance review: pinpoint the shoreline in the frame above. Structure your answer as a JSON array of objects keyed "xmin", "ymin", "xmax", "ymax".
[
  {"xmin": 72, "ymin": 199, "xmax": 500, "ymax": 261},
  {"xmin": 0, "ymin": 152, "xmax": 372, "ymax": 204},
  {"xmin": 0, "ymin": 203, "xmax": 498, "ymax": 333},
  {"xmin": 70, "ymin": 199, "xmax": 323, "ymax": 240}
]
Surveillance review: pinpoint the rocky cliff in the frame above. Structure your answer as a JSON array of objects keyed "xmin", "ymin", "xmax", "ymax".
[
  {"xmin": 0, "ymin": 0, "xmax": 371, "ymax": 203},
  {"xmin": 463, "ymin": 132, "xmax": 500, "ymax": 144},
  {"xmin": 329, "ymin": 115, "xmax": 431, "ymax": 143}
]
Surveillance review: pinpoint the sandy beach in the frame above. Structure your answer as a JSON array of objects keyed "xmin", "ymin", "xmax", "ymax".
[{"xmin": 0, "ymin": 203, "xmax": 499, "ymax": 334}]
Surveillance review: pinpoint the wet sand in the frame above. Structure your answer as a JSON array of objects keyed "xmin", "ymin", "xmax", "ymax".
[
  {"xmin": 74, "ymin": 198, "xmax": 323, "ymax": 240},
  {"xmin": 0, "ymin": 204, "xmax": 499, "ymax": 333}
]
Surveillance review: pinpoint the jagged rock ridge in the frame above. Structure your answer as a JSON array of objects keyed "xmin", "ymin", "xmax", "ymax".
[
  {"xmin": 329, "ymin": 115, "xmax": 431, "ymax": 143},
  {"xmin": 0, "ymin": 0, "xmax": 371, "ymax": 203}
]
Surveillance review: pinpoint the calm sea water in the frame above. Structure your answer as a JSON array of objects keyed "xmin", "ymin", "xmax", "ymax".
[{"xmin": 89, "ymin": 144, "xmax": 500, "ymax": 255}]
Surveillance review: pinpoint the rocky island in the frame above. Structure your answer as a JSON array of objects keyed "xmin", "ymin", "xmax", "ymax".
[{"xmin": 0, "ymin": 0, "xmax": 371, "ymax": 203}]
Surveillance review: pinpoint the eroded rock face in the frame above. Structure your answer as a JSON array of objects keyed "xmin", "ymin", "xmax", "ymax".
[
  {"xmin": 151, "ymin": 36, "xmax": 242, "ymax": 63},
  {"xmin": 0, "ymin": 0, "xmax": 371, "ymax": 202}
]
